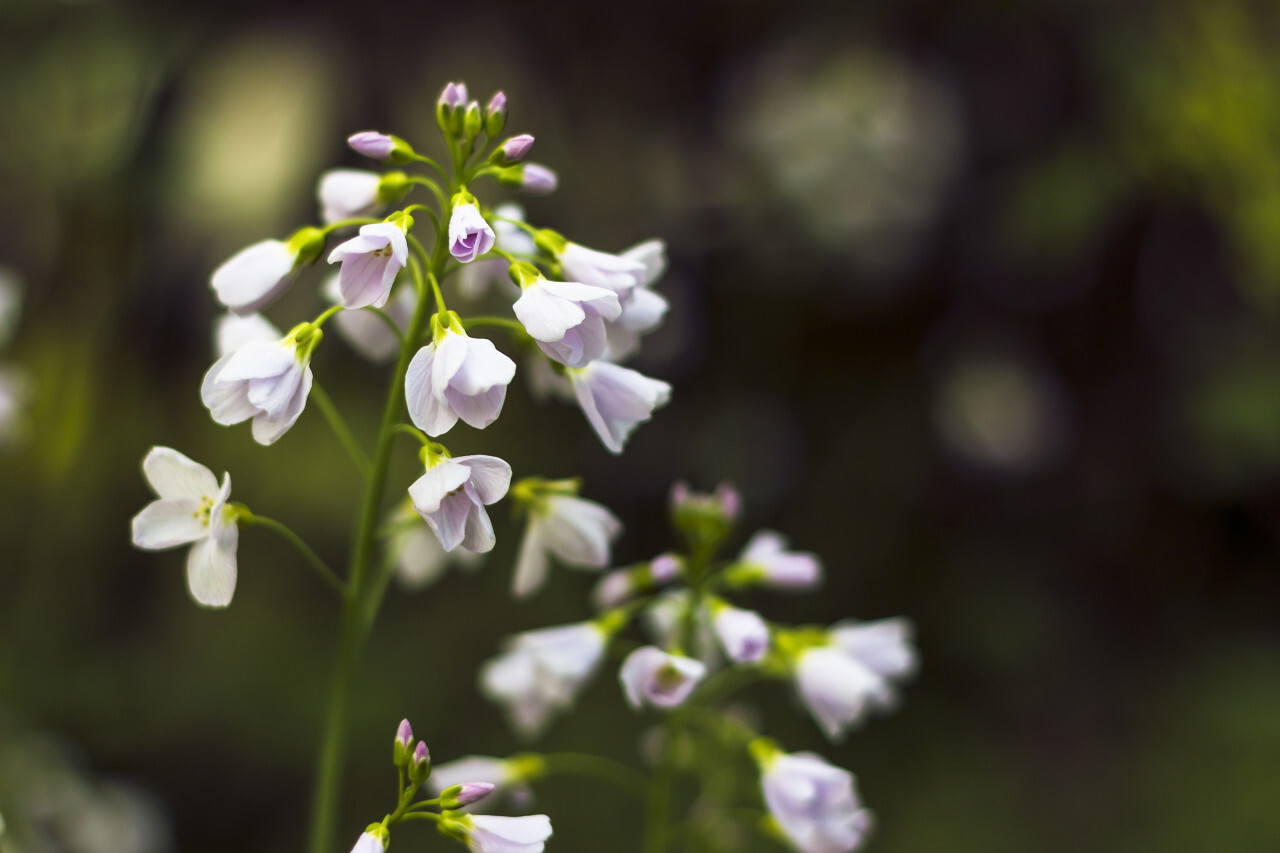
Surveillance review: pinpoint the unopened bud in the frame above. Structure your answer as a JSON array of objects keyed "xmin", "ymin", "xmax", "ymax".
[
  {"xmin": 409, "ymin": 740, "xmax": 432, "ymax": 784},
  {"xmin": 376, "ymin": 171, "xmax": 412, "ymax": 205},
  {"xmin": 393, "ymin": 718, "xmax": 414, "ymax": 766},
  {"xmin": 439, "ymin": 781, "xmax": 496, "ymax": 809},
  {"xmin": 485, "ymin": 91, "xmax": 508, "ymax": 137},
  {"xmin": 520, "ymin": 163, "xmax": 558, "ymax": 194},
  {"xmin": 348, "ymin": 131, "xmax": 396, "ymax": 160},
  {"xmin": 463, "ymin": 101, "xmax": 483, "ymax": 140},
  {"xmin": 492, "ymin": 134, "xmax": 534, "ymax": 165},
  {"xmin": 437, "ymin": 82, "xmax": 468, "ymax": 134}
]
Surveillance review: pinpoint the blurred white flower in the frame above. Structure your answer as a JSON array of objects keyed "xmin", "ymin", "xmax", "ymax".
[
  {"xmin": 317, "ymin": 168, "xmax": 383, "ymax": 224},
  {"xmin": 481, "ymin": 622, "xmax": 608, "ymax": 737},
  {"xmin": 569, "ymin": 360, "xmax": 671, "ymax": 454},
  {"xmin": 214, "ymin": 312, "xmax": 280, "ymax": 358},
  {"xmin": 619, "ymin": 646, "xmax": 706, "ymax": 710},
  {"xmin": 512, "ymin": 492, "xmax": 622, "ymax": 599},
  {"xmin": 201, "ymin": 334, "xmax": 313, "ymax": 445},
  {"xmin": 322, "ymin": 273, "xmax": 415, "ymax": 363},
  {"xmin": 757, "ymin": 744, "xmax": 873, "ymax": 853}
]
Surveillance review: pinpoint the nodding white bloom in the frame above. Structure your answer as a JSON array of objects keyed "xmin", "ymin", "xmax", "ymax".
[
  {"xmin": 731, "ymin": 530, "xmax": 823, "ymax": 590},
  {"xmin": 792, "ymin": 621, "xmax": 916, "ymax": 741},
  {"xmin": 318, "ymin": 169, "xmax": 383, "ymax": 224},
  {"xmin": 323, "ymin": 273, "xmax": 415, "ymax": 363},
  {"xmin": 555, "ymin": 241, "xmax": 649, "ymax": 298},
  {"xmin": 202, "ymin": 329, "xmax": 315, "ymax": 446},
  {"xmin": 619, "ymin": 646, "xmax": 706, "ymax": 710},
  {"xmin": 212, "ymin": 237, "xmax": 309, "ymax": 314},
  {"xmin": 0, "ymin": 266, "xmax": 22, "ymax": 348},
  {"xmin": 593, "ymin": 553, "xmax": 681, "ymax": 610},
  {"xmin": 409, "ymin": 453, "xmax": 511, "ymax": 553},
  {"xmin": 456, "ymin": 203, "xmax": 534, "ymax": 301},
  {"xmin": 387, "ymin": 500, "xmax": 482, "ymax": 590},
  {"xmin": 327, "ymin": 220, "xmax": 410, "ymax": 309},
  {"xmin": 510, "ymin": 263, "xmax": 622, "ymax": 369},
  {"xmin": 569, "ymin": 360, "xmax": 671, "ymax": 454},
  {"xmin": 215, "ymin": 312, "xmax": 280, "ymax": 358},
  {"xmin": 349, "ymin": 826, "xmax": 390, "ymax": 853},
  {"xmin": 130, "ymin": 447, "xmax": 239, "ymax": 608},
  {"xmin": 512, "ymin": 488, "xmax": 622, "ymax": 598},
  {"xmin": 712, "ymin": 603, "xmax": 770, "ymax": 663},
  {"xmin": 525, "ymin": 351, "xmax": 574, "ymax": 405},
  {"xmin": 755, "ymin": 744, "xmax": 874, "ymax": 853},
  {"xmin": 449, "ymin": 195, "xmax": 496, "ymax": 263},
  {"xmin": 481, "ymin": 622, "xmax": 608, "ymax": 737},
  {"xmin": 405, "ymin": 320, "xmax": 516, "ymax": 436},
  {"xmin": 604, "ymin": 240, "xmax": 670, "ymax": 361},
  {"xmin": 453, "ymin": 814, "xmax": 552, "ymax": 853}
]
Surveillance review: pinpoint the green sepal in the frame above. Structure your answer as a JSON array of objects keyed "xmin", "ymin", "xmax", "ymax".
[
  {"xmin": 377, "ymin": 172, "xmax": 412, "ymax": 205},
  {"xmin": 365, "ymin": 822, "xmax": 392, "ymax": 848},
  {"xmin": 533, "ymin": 228, "xmax": 568, "ymax": 257},
  {"xmin": 463, "ymin": 102, "xmax": 483, "ymax": 142},
  {"xmin": 286, "ymin": 226, "xmax": 327, "ymax": 268},
  {"xmin": 507, "ymin": 261, "xmax": 543, "ymax": 290},
  {"xmin": 385, "ymin": 134, "xmax": 418, "ymax": 165}
]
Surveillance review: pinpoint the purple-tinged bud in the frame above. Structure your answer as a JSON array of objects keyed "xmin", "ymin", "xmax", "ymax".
[
  {"xmin": 485, "ymin": 91, "xmax": 508, "ymax": 137},
  {"xmin": 669, "ymin": 481, "xmax": 691, "ymax": 511},
  {"xmin": 439, "ymin": 82, "xmax": 468, "ymax": 110},
  {"xmin": 493, "ymin": 134, "xmax": 534, "ymax": 165},
  {"xmin": 348, "ymin": 131, "xmax": 396, "ymax": 160},
  {"xmin": 669, "ymin": 481, "xmax": 737, "ymax": 556},
  {"xmin": 409, "ymin": 740, "xmax": 432, "ymax": 784},
  {"xmin": 393, "ymin": 718, "xmax": 414, "ymax": 766},
  {"xmin": 650, "ymin": 553, "xmax": 681, "ymax": 582},
  {"xmin": 715, "ymin": 483, "xmax": 741, "ymax": 522},
  {"xmin": 437, "ymin": 82, "xmax": 468, "ymax": 135},
  {"xmin": 520, "ymin": 163, "xmax": 557, "ymax": 194},
  {"xmin": 439, "ymin": 781, "xmax": 496, "ymax": 809}
]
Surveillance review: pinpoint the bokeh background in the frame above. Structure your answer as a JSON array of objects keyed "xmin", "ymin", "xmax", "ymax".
[{"xmin": 2, "ymin": 0, "xmax": 1280, "ymax": 850}]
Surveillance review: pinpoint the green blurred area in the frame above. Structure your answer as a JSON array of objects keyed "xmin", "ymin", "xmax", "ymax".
[{"xmin": 1, "ymin": 0, "xmax": 1280, "ymax": 851}]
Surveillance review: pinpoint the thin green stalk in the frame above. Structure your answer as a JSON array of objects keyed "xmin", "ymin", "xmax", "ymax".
[
  {"xmin": 643, "ymin": 719, "xmax": 679, "ymax": 853},
  {"xmin": 310, "ymin": 382, "xmax": 371, "ymax": 476},
  {"xmin": 249, "ymin": 515, "xmax": 346, "ymax": 597},
  {"xmin": 462, "ymin": 315, "xmax": 527, "ymax": 335},
  {"xmin": 541, "ymin": 752, "xmax": 648, "ymax": 797}
]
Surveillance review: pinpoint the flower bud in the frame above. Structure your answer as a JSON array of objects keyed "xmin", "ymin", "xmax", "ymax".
[
  {"xmin": 376, "ymin": 171, "xmax": 412, "ymax": 205},
  {"xmin": 347, "ymin": 131, "xmax": 396, "ymax": 160},
  {"xmin": 437, "ymin": 82, "xmax": 468, "ymax": 134},
  {"xmin": 287, "ymin": 226, "xmax": 328, "ymax": 268},
  {"xmin": 409, "ymin": 740, "xmax": 432, "ymax": 785},
  {"xmin": 520, "ymin": 163, "xmax": 557, "ymax": 194},
  {"xmin": 393, "ymin": 718, "xmax": 414, "ymax": 766},
  {"xmin": 438, "ymin": 781, "xmax": 496, "ymax": 809},
  {"xmin": 463, "ymin": 101, "xmax": 483, "ymax": 141},
  {"xmin": 485, "ymin": 91, "xmax": 508, "ymax": 137},
  {"xmin": 669, "ymin": 481, "xmax": 739, "ymax": 557},
  {"xmin": 491, "ymin": 134, "xmax": 534, "ymax": 165}
]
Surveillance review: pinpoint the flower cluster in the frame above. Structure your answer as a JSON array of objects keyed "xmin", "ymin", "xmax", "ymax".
[{"xmin": 468, "ymin": 482, "xmax": 918, "ymax": 853}]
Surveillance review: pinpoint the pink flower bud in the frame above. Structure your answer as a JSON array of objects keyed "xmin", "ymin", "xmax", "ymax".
[
  {"xmin": 440, "ymin": 81, "xmax": 468, "ymax": 110},
  {"xmin": 452, "ymin": 781, "xmax": 496, "ymax": 807},
  {"xmin": 650, "ymin": 553, "xmax": 680, "ymax": 582},
  {"xmin": 347, "ymin": 131, "xmax": 395, "ymax": 160},
  {"xmin": 715, "ymin": 483, "xmax": 741, "ymax": 521},
  {"xmin": 521, "ymin": 163, "xmax": 557, "ymax": 194},
  {"xmin": 413, "ymin": 740, "xmax": 430, "ymax": 765},
  {"xmin": 487, "ymin": 91, "xmax": 507, "ymax": 119},
  {"xmin": 499, "ymin": 134, "xmax": 535, "ymax": 164},
  {"xmin": 396, "ymin": 718, "xmax": 413, "ymax": 748}
]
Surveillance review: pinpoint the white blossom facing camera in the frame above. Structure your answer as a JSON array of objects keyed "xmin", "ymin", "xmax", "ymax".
[
  {"xmin": 327, "ymin": 217, "xmax": 411, "ymax": 309},
  {"xmin": 405, "ymin": 313, "xmax": 516, "ymax": 436},
  {"xmin": 201, "ymin": 324, "xmax": 317, "ymax": 446},
  {"xmin": 449, "ymin": 192, "xmax": 496, "ymax": 263},
  {"xmin": 728, "ymin": 530, "xmax": 823, "ymax": 591},
  {"xmin": 481, "ymin": 621, "xmax": 608, "ymax": 737},
  {"xmin": 408, "ymin": 451, "xmax": 511, "ymax": 553},
  {"xmin": 510, "ymin": 477, "xmax": 623, "ymax": 599},
  {"xmin": 130, "ymin": 447, "xmax": 239, "ymax": 608},
  {"xmin": 619, "ymin": 646, "xmax": 706, "ymax": 710},
  {"xmin": 212, "ymin": 227, "xmax": 325, "ymax": 315},
  {"xmin": 317, "ymin": 169, "xmax": 383, "ymax": 224},
  {"xmin": 449, "ymin": 814, "xmax": 552, "ymax": 853},
  {"xmin": 712, "ymin": 602, "xmax": 770, "ymax": 664},
  {"xmin": 569, "ymin": 360, "xmax": 671, "ymax": 454},
  {"xmin": 753, "ymin": 740, "xmax": 874, "ymax": 853},
  {"xmin": 509, "ymin": 261, "xmax": 622, "ymax": 369}
]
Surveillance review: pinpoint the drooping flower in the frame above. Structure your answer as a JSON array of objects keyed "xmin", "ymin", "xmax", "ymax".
[
  {"xmin": 214, "ymin": 312, "xmax": 281, "ymax": 358},
  {"xmin": 322, "ymin": 273, "xmax": 415, "ymax": 363},
  {"xmin": 318, "ymin": 169, "xmax": 383, "ymax": 224},
  {"xmin": 449, "ymin": 194, "xmax": 496, "ymax": 263},
  {"xmin": 712, "ymin": 602, "xmax": 770, "ymax": 663},
  {"xmin": 481, "ymin": 622, "xmax": 608, "ymax": 737},
  {"xmin": 728, "ymin": 530, "xmax": 823, "ymax": 590},
  {"xmin": 408, "ymin": 453, "xmax": 511, "ymax": 553},
  {"xmin": 450, "ymin": 814, "xmax": 552, "ymax": 853},
  {"xmin": 349, "ymin": 825, "xmax": 390, "ymax": 853},
  {"xmin": 326, "ymin": 219, "xmax": 410, "ymax": 309},
  {"xmin": 604, "ymin": 240, "xmax": 670, "ymax": 361},
  {"xmin": 754, "ymin": 741, "xmax": 874, "ymax": 853},
  {"xmin": 829, "ymin": 618, "xmax": 919, "ymax": 699},
  {"xmin": 405, "ymin": 317, "xmax": 517, "ymax": 436},
  {"xmin": 619, "ymin": 646, "xmax": 706, "ymax": 710},
  {"xmin": 568, "ymin": 360, "xmax": 671, "ymax": 454},
  {"xmin": 510, "ymin": 262, "xmax": 621, "ymax": 369},
  {"xmin": 130, "ymin": 447, "xmax": 239, "ymax": 607},
  {"xmin": 211, "ymin": 228, "xmax": 324, "ymax": 314},
  {"xmin": 510, "ymin": 479, "xmax": 622, "ymax": 598},
  {"xmin": 554, "ymin": 239, "xmax": 649, "ymax": 298},
  {"xmin": 387, "ymin": 500, "xmax": 482, "ymax": 590},
  {"xmin": 201, "ymin": 328, "xmax": 316, "ymax": 446}
]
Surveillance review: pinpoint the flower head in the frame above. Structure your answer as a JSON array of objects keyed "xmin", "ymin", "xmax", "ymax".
[
  {"xmin": 318, "ymin": 169, "xmax": 383, "ymax": 224},
  {"xmin": 619, "ymin": 646, "xmax": 706, "ymax": 710},
  {"xmin": 729, "ymin": 530, "xmax": 823, "ymax": 590},
  {"xmin": 327, "ymin": 220, "xmax": 410, "ymax": 309},
  {"xmin": 405, "ymin": 319, "xmax": 516, "ymax": 436},
  {"xmin": 449, "ymin": 195, "xmax": 496, "ymax": 263},
  {"xmin": 450, "ymin": 814, "xmax": 552, "ymax": 853},
  {"xmin": 481, "ymin": 622, "xmax": 608, "ymax": 737},
  {"xmin": 511, "ymin": 480, "xmax": 622, "ymax": 598},
  {"xmin": 510, "ymin": 263, "xmax": 622, "ymax": 369},
  {"xmin": 130, "ymin": 447, "xmax": 239, "ymax": 607},
  {"xmin": 712, "ymin": 603, "xmax": 770, "ymax": 663},
  {"xmin": 408, "ymin": 453, "xmax": 511, "ymax": 553},
  {"xmin": 201, "ymin": 329, "xmax": 315, "ymax": 445},
  {"xmin": 569, "ymin": 360, "xmax": 671, "ymax": 454},
  {"xmin": 755, "ymin": 742, "xmax": 873, "ymax": 853}
]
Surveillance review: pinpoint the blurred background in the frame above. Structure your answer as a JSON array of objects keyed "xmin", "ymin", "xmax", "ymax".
[{"xmin": 2, "ymin": 0, "xmax": 1280, "ymax": 850}]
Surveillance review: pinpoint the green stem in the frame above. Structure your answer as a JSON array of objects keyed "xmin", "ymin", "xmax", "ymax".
[
  {"xmin": 462, "ymin": 315, "xmax": 527, "ymax": 335},
  {"xmin": 364, "ymin": 307, "xmax": 406, "ymax": 346},
  {"xmin": 643, "ymin": 720, "xmax": 679, "ymax": 853},
  {"xmin": 249, "ymin": 515, "xmax": 346, "ymax": 597},
  {"xmin": 310, "ymin": 382, "xmax": 371, "ymax": 476},
  {"xmin": 322, "ymin": 217, "xmax": 380, "ymax": 234},
  {"xmin": 540, "ymin": 752, "xmax": 648, "ymax": 797},
  {"xmin": 407, "ymin": 176, "xmax": 449, "ymax": 211}
]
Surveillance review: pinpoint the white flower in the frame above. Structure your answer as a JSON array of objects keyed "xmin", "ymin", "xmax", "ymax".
[
  {"xmin": 512, "ymin": 494, "xmax": 622, "ymax": 598},
  {"xmin": 323, "ymin": 272, "xmax": 415, "ymax": 363},
  {"xmin": 793, "ymin": 619, "xmax": 917, "ymax": 742},
  {"xmin": 327, "ymin": 221, "xmax": 409, "ymax": 309},
  {"xmin": 592, "ymin": 554, "xmax": 681, "ymax": 610},
  {"xmin": 348, "ymin": 831, "xmax": 385, "ymax": 853},
  {"xmin": 558, "ymin": 242, "xmax": 648, "ymax": 297},
  {"xmin": 758, "ymin": 748, "xmax": 873, "ymax": 853},
  {"xmin": 641, "ymin": 589, "xmax": 718, "ymax": 663},
  {"xmin": 215, "ymin": 312, "xmax": 280, "ymax": 358},
  {"xmin": 735, "ymin": 531, "xmax": 823, "ymax": 589},
  {"xmin": 569, "ymin": 360, "xmax": 671, "ymax": 454},
  {"xmin": 481, "ymin": 622, "xmax": 608, "ymax": 737},
  {"xmin": 405, "ymin": 326, "xmax": 516, "ymax": 436},
  {"xmin": 456, "ymin": 202, "xmax": 534, "ymax": 300},
  {"xmin": 449, "ymin": 200, "xmax": 496, "ymax": 263},
  {"xmin": 713, "ymin": 604, "xmax": 770, "ymax": 663},
  {"xmin": 512, "ymin": 273, "xmax": 622, "ymax": 368},
  {"xmin": 604, "ymin": 240, "xmax": 669, "ymax": 361},
  {"xmin": 429, "ymin": 756, "xmax": 514, "ymax": 793},
  {"xmin": 524, "ymin": 351, "xmax": 573, "ymax": 404},
  {"xmin": 201, "ymin": 335, "xmax": 313, "ymax": 446},
  {"xmin": 387, "ymin": 500, "xmax": 481, "ymax": 590},
  {"xmin": 318, "ymin": 168, "xmax": 383, "ymax": 224},
  {"xmin": 408, "ymin": 454, "xmax": 511, "ymax": 552},
  {"xmin": 212, "ymin": 240, "xmax": 299, "ymax": 314},
  {"xmin": 130, "ymin": 447, "xmax": 238, "ymax": 607},
  {"xmin": 619, "ymin": 646, "xmax": 706, "ymax": 710},
  {"xmin": 459, "ymin": 814, "xmax": 552, "ymax": 853}
]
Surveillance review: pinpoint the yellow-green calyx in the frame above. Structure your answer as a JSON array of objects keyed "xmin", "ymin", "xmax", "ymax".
[
  {"xmin": 285, "ymin": 322, "xmax": 323, "ymax": 363},
  {"xmin": 773, "ymin": 626, "xmax": 831, "ymax": 663},
  {"xmin": 384, "ymin": 209, "xmax": 415, "ymax": 233},
  {"xmin": 365, "ymin": 823, "xmax": 391, "ymax": 848},
  {"xmin": 451, "ymin": 189, "xmax": 479, "ymax": 211},
  {"xmin": 420, "ymin": 441, "xmax": 452, "ymax": 469},
  {"xmin": 430, "ymin": 310, "xmax": 466, "ymax": 343},
  {"xmin": 748, "ymin": 736, "xmax": 782, "ymax": 769},
  {"xmin": 506, "ymin": 752, "xmax": 548, "ymax": 782},
  {"xmin": 286, "ymin": 226, "xmax": 327, "ymax": 267},
  {"xmin": 507, "ymin": 260, "xmax": 544, "ymax": 290},
  {"xmin": 533, "ymin": 228, "xmax": 568, "ymax": 257},
  {"xmin": 377, "ymin": 171, "xmax": 412, "ymax": 204},
  {"xmin": 511, "ymin": 476, "xmax": 581, "ymax": 505}
]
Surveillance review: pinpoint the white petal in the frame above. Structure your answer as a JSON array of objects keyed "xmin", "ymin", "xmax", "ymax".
[
  {"xmin": 318, "ymin": 169, "xmax": 381, "ymax": 224},
  {"xmin": 795, "ymin": 648, "xmax": 880, "ymax": 740},
  {"xmin": 540, "ymin": 495, "xmax": 621, "ymax": 567},
  {"xmin": 512, "ymin": 519, "xmax": 549, "ymax": 598},
  {"xmin": 572, "ymin": 362, "xmax": 671, "ymax": 454},
  {"xmin": 408, "ymin": 460, "xmax": 471, "ymax": 514},
  {"xmin": 469, "ymin": 814, "xmax": 552, "ymax": 851},
  {"xmin": 460, "ymin": 488, "xmax": 497, "ymax": 553},
  {"xmin": 395, "ymin": 525, "xmax": 449, "ymax": 589},
  {"xmin": 201, "ymin": 354, "xmax": 258, "ymax": 426},
  {"xmin": 621, "ymin": 239, "xmax": 667, "ymax": 285},
  {"xmin": 713, "ymin": 606, "xmax": 770, "ymax": 663},
  {"xmin": 216, "ymin": 340, "xmax": 294, "ymax": 382},
  {"xmin": 446, "ymin": 382, "xmax": 508, "ymax": 430},
  {"xmin": 211, "ymin": 240, "xmax": 296, "ymax": 314},
  {"xmin": 425, "ymin": 491, "xmax": 474, "ymax": 552},
  {"xmin": 617, "ymin": 286, "xmax": 668, "ymax": 332},
  {"xmin": 141, "ymin": 446, "xmax": 219, "ymax": 501},
  {"xmin": 406, "ymin": 344, "xmax": 459, "ymax": 436},
  {"xmin": 454, "ymin": 455, "xmax": 512, "ymax": 505},
  {"xmin": 185, "ymin": 527, "xmax": 238, "ymax": 607},
  {"xmin": 451, "ymin": 337, "xmax": 517, "ymax": 396},
  {"xmin": 215, "ymin": 313, "xmax": 282, "ymax": 358},
  {"xmin": 131, "ymin": 499, "xmax": 206, "ymax": 549},
  {"xmin": 250, "ymin": 365, "xmax": 311, "ymax": 445}
]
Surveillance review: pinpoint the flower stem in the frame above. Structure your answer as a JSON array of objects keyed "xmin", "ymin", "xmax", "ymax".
[
  {"xmin": 461, "ymin": 315, "xmax": 527, "ymax": 336},
  {"xmin": 310, "ymin": 382, "xmax": 371, "ymax": 476},
  {"xmin": 249, "ymin": 515, "xmax": 347, "ymax": 597},
  {"xmin": 540, "ymin": 752, "xmax": 648, "ymax": 798}
]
